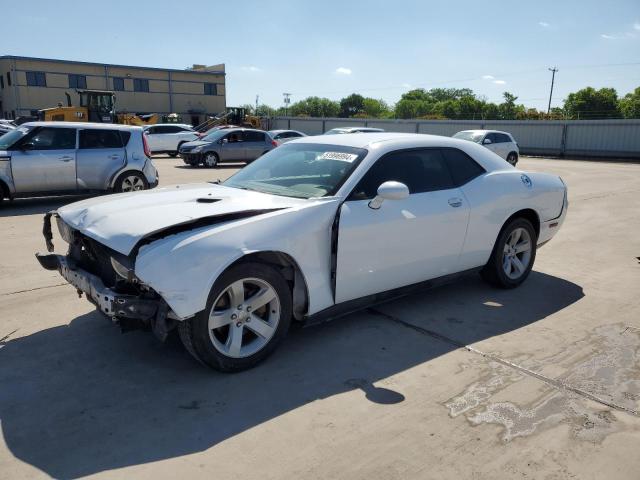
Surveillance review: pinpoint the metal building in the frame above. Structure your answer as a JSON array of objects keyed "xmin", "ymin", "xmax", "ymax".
[{"xmin": 0, "ymin": 55, "xmax": 226, "ymax": 125}]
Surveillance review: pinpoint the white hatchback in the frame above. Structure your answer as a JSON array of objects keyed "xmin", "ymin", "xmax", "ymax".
[
  {"xmin": 143, "ymin": 124, "xmax": 198, "ymax": 157},
  {"xmin": 453, "ymin": 130, "xmax": 519, "ymax": 166}
]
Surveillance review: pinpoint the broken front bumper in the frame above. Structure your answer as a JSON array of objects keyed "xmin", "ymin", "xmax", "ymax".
[{"xmin": 35, "ymin": 253, "xmax": 160, "ymax": 321}]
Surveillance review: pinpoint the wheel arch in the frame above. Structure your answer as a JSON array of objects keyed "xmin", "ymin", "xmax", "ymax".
[
  {"xmin": 0, "ymin": 178, "xmax": 10, "ymax": 200},
  {"xmin": 225, "ymin": 250, "xmax": 310, "ymax": 321},
  {"xmin": 503, "ymin": 208, "xmax": 540, "ymax": 239}
]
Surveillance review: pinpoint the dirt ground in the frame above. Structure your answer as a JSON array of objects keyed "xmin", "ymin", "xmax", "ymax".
[{"xmin": 1, "ymin": 155, "xmax": 639, "ymax": 479}]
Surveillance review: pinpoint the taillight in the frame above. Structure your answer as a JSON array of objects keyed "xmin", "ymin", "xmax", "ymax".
[
  {"xmin": 142, "ymin": 132, "xmax": 151, "ymax": 157},
  {"xmin": 271, "ymin": 139, "xmax": 279, "ymax": 147}
]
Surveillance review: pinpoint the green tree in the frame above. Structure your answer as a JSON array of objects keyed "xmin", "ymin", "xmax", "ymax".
[
  {"xmin": 339, "ymin": 93, "xmax": 366, "ymax": 117},
  {"xmin": 362, "ymin": 98, "xmax": 391, "ymax": 118},
  {"xmin": 619, "ymin": 87, "xmax": 640, "ymax": 119},
  {"xmin": 255, "ymin": 104, "xmax": 276, "ymax": 117},
  {"xmin": 498, "ymin": 92, "xmax": 520, "ymax": 120},
  {"xmin": 289, "ymin": 97, "xmax": 340, "ymax": 117},
  {"xmin": 563, "ymin": 87, "xmax": 620, "ymax": 119}
]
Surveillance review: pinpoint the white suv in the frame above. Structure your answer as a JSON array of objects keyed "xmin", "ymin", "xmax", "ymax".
[
  {"xmin": 453, "ymin": 130, "xmax": 519, "ymax": 166},
  {"xmin": 143, "ymin": 124, "xmax": 198, "ymax": 157}
]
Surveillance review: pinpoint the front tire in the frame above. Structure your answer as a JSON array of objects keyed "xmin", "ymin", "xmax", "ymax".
[
  {"xmin": 481, "ymin": 218, "xmax": 537, "ymax": 288},
  {"xmin": 204, "ymin": 152, "xmax": 219, "ymax": 168},
  {"xmin": 178, "ymin": 262, "xmax": 292, "ymax": 372},
  {"xmin": 114, "ymin": 171, "xmax": 148, "ymax": 193}
]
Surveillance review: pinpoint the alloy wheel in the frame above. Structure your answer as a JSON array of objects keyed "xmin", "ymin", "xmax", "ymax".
[
  {"xmin": 208, "ymin": 277, "xmax": 281, "ymax": 358},
  {"xmin": 121, "ymin": 175, "xmax": 145, "ymax": 192},
  {"xmin": 502, "ymin": 227, "xmax": 532, "ymax": 279}
]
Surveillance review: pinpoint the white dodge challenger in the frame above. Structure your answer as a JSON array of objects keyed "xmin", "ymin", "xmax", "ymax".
[{"xmin": 37, "ymin": 133, "xmax": 567, "ymax": 371}]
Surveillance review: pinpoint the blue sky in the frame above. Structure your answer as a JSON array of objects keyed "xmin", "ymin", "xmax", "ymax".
[{"xmin": 4, "ymin": 0, "xmax": 640, "ymax": 110}]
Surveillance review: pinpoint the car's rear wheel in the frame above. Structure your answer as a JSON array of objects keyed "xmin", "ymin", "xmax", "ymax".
[
  {"xmin": 204, "ymin": 152, "xmax": 219, "ymax": 168},
  {"xmin": 507, "ymin": 152, "xmax": 518, "ymax": 166},
  {"xmin": 178, "ymin": 262, "xmax": 292, "ymax": 372},
  {"xmin": 114, "ymin": 171, "xmax": 148, "ymax": 193},
  {"xmin": 481, "ymin": 218, "xmax": 536, "ymax": 288}
]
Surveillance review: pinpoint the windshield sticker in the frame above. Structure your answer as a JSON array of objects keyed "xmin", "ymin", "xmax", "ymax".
[{"xmin": 318, "ymin": 152, "xmax": 358, "ymax": 162}]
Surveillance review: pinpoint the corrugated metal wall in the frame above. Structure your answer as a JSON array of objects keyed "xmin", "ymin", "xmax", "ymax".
[{"xmin": 270, "ymin": 117, "xmax": 640, "ymax": 158}]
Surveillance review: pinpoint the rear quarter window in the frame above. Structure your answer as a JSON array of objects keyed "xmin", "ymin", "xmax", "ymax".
[
  {"xmin": 442, "ymin": 148, "xmax": 486, "ymax": 186},
  {"xmin": 244, "ymin": 131, "xmax": 265, "ymax": 142},
  {"xmin": 79, "ymin": 129, "xmax": 124, "ymax": 149}
]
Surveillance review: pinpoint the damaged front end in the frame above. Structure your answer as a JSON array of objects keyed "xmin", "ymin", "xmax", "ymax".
[{"xmin": 36, "ymin": 212, "xmax": 175, "ymax": 341}]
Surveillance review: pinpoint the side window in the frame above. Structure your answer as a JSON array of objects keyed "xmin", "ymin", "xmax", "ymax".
[
  {"xmin": 145, "ymin": 127, "xmax": 156, "ymax": 135},
  {"xmin": 350, "ymin": 149, "xmax": 454, "ymax": 200},
  {"xmin": 226, "ymin": 132, "xmax": 243, "ymax": 143},
  {"xmin": 244, "ymin": 131, "xmax": 265, "ymax": 142},
  {"xmin": 133, "ymin": 78, "xmax": 149, "ymax": 92},
  {"xmin": 26, "ymin": 71, "xmax": 46, "ymax": 87},
  {"xmin": 485, "ymin": 133, "xmax": 498, "ymax": 144},
  {"xmin": 441, "ymin": 148, "xmax": 486, "ymax": 187},
  {"xmin": 153, "ymin": 126, "xmax": 170, "ymax": 134},
  {"xmin": 164, "ymin": 126, "xmax": 182, "ymax": 134},
  {"xmin": 68, "ymin": 74, "xmax": 87, "ymax": 89},
  {"xmin": 79, "ymin": 129, "xmax": 124, "ymax": 149},
  {"xmin": 498, "ymin": 133, "xmax": 512, "ymax": 143},
  {"xmin": 0, "ymin": 75, "xmax": 4, "ymax": 89},
  {"xmin": 113, "ymin": 77, "xmax": 125, "ymax": 91},
  {"xmin": 25, "ymin": 128, "xmax": 76, "ymax": 150},
  {"xmin": 119, "ymin": 131, "xmax": 131, "ymax": 145}
]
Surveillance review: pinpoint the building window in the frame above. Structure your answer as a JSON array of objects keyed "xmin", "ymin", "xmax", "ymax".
[
  {"xmin": 113, "ymin": 77, "xmax": 125, "ymax": 91},
  {"xmin": 0, "ymin": 75, "xmax": 3, "ymax": 89},
  {"xmin": 7, "ymin": 72, "xmax": 12, "ymax": 86},
  {"xmin": 68, "ymin": 74, "xmax": 87, "ymax": 89},
  {"xmin": 133, "ymin": 78, "xmax": 149, "ymax": 92},
  {"xmin": 204, "ymin": 83, "xmax": 217, "ymax": 95},
  {"xmin": 26, "ymin": 71, "xmax": 47, "ymax": 87}
]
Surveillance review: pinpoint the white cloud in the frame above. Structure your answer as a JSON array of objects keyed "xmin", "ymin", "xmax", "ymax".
[
  {"xmin": 335, "ymin": 67, "xmax": 352, "ymax": 75},
  {"xmin": 482, "ymin": 75, "xmax": 494, "ymax": 80},
  {"xmin": 538, "ymin": 21, "xmax": 550, "ymax": 27},
  {"xmin": 634, "ymin": 22, "xmax": 640, "ymax": 31},
  {"xmin": 401, "ymin": 82, "xmax": 412, "ymax": 89},
  {"xmin": 600, "ymin": 34, "xmax": 618, "ymax": 39},
  {"xmin": 492, "ymin": 80, "xmax": 507, "ymax": 85},
  {"xmin": 241, "ymin": 66, "xmax": 261, "ymax": 72}
]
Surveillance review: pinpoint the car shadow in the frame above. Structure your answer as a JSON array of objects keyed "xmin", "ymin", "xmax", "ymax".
[
  {"xmin": 0, "ymin": 195, "xmax": 94, "ymax": 218},
  {"xmin": 0, "ymin": 271, "xmax": 583, "ymax": 479},
  {"xmin": 173, "ymin": 163, "xmax": 247, "ymax": 170}
]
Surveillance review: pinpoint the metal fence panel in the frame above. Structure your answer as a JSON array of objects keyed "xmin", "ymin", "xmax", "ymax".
[{"xmin": 268, "ymin": 117, "xmax": 640, "ymax": 158}]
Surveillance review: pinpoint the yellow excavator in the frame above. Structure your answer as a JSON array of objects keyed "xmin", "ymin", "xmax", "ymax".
[
  {"xmin": 38, "ymin": 90, "xmax": 182, "ymax": 126},
  {"xmin": 194, "ymin": 107, "xmax": 263, "ymax": 133}
]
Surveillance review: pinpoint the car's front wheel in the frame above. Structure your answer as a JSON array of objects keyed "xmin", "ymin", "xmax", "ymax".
[
  {"xmin": 481, "ymin": 218, "xmax": 537, "ymax": 288},
  {"xmin": 204, "ymin": 152, "xmax": 219, "ymax": 168},
  {"xmin": 178, "ymin": 262, "xmax": 292, "ymax": 372}
]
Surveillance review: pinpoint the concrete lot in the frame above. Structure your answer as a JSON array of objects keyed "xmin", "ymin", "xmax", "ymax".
[{"xmin": 0, "ymin": 155, "xmax": 639, "ymax": 479}]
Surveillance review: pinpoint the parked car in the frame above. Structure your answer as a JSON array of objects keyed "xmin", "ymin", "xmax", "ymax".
[
  {"xmin": 0, "ymin": 122, "xmax": 158, "ymax": 203},
  {"xmin": 268, "ymin": 129, "xmax": 307, "ymax": 145},
  {"xmin": 324, "ymin": 127, "xmax": 384, "ymax": 135},
  {"xmin": 453, "ymin": 130, "xmax": 519, "ymax": 165},
  {"xmin": 143, "ymin": 124, "xmax": 198, "ymax": 157},
  {"xmin": 179, "ymin": 128, "xmax": 276, "ymax": 167},
  {"xmin": 37, "ymin": 132, "xmax": 567, "ymax": 372},
  {"xmin": 0, "ymin": 124, "xmax": 14, "ymax": 135}
]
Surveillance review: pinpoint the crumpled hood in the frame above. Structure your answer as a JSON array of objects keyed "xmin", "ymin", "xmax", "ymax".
[{"xmin": 57, "ymin": 183, "xmax": 308, "ymax": 255}]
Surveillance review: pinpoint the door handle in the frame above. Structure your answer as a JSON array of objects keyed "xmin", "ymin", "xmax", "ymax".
[
  {"xmin": 448, "ymin": 198, "xmax": 463, "ymax": 208},
  {"xmin": 59, "ymin": 156, "xmax": 73, "ymax": 162},
  {"xmin": 109, "ymin": 154, "xmax": 121, "ymax": 160}
]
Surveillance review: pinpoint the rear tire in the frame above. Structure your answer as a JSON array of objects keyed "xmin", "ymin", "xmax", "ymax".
[
  {"xmin": 480, "ymin": 218, "xmax": 537, "ymax": 289},
  {"xmin": 178, "ymin": 262, "xmax": 292, "ymax": 372},
  {"xmin": 114, "ymin": 171, "xmax": 148, "ymax": 193},
  {"xmin": 507, "ymin": 152, "xmax": 518, "ymax": 166}
]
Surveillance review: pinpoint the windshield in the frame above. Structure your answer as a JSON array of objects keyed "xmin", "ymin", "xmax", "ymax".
[
  {"xmin": 453, "ymin": 131, "xmax": 484, "ymax": 143},
  {"xmin": 223, "ymin": 143, "xmax": 368, "ymax": 199},
  {"xmin": 202, "ymin": 130, "xmax": 228, "ymax": 142},
  {"xmin": 0, "ymin": 126, "xmax": 32, "ymax": 150}
]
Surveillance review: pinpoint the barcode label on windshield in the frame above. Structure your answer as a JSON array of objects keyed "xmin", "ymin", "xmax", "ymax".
[{"xmin": 318, "ymin": 152, "xmax": 358, "ymax": 162}]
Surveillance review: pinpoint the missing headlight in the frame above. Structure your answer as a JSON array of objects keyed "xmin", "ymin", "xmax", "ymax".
[
  {"xmin": 110, "ymin": 256, "xmax": 135, "ymax": 281},
  {"xmin": 55, "ymin": 216, "xmax": 74, "ymax": 244}
]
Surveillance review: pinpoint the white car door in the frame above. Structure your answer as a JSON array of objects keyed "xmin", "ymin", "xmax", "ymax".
[
  {"xmin": 144, "ymin": 126, "xmax": 161, "ymax": 152},
  {"xmin": 482, "ymin": 133, "xmax": 502, "ymax": 157},
  {"xmin": 335, "ymin": 148, "xmax": 470, "ymax": 303}
]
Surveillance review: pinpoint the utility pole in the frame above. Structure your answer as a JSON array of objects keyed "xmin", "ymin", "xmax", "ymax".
[
  {"xmin": 547, "ymin": 67, "xmax": 558, "ymax": 115},
  {"xmin": 255, "ymin": 95, "xmax": 259, "ymax": 115},
  {"xmin": 283, "ymin": 93, "xmax": 292, "ymax": 116}
]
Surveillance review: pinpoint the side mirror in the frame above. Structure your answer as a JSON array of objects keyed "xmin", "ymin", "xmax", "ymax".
[
  {"xmin": 20, "ymin": 142, "xmax": 35, "ymax": 151},
  {"xmin": 220, "ymin": 138, "xmax": 228, "ymax": 144},
  {"xmin": 368, "ymin": 181, "xmax": 410, "ymax": 209},
  {"xmin": 482, "ymin": 138, "xmax": 492, "ymax": 145}
]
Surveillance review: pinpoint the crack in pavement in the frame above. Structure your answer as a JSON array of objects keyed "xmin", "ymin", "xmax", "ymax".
[
  {"xmin": 368, "ymin": 308, "xmax": 640, "ymax": 418},
  {"xmin": 0, "ymin": 283, "xmax": 67, "ymax": 297}
]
